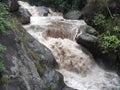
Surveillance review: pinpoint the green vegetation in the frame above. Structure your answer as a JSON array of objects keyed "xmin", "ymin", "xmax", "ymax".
[
  {"xmin": 0, "ymin": 62, "xmax": 5, "ymax": 72},
  {"xmin": 99, "ymin": 35, "xmax": 120, "ymax": 54},
  {"xmin": 23, "ymin": 0, "xmax": 86, "ymax": 12},
  {"xmin": 0, "ymin": 17, "xmax": 12, "ymax": 33},
  {"xmin": 0, "ymin": 44, "xmax": 7, "ymax": 86},
  {"xmin": 89, "ymin": 0, "xmax": 120, "ymax": 74},
  {"xmin": 93, "ymin": 14, "xmax": 106, "ymax": 28},
  {"xmin": 0, "ymin": 3, "xmax": 8, "ymax": 17},
  {"xmin": 10, "ymin": 18, "xmax": 19, "ymax": 31},
  {"xmin": 43, "ymin": 82, "xmax": 55, "ymax": 90},
  {"xmin": 28, "ymin": 49, "xmax": 40, "ymax": 61},
  {"xmin": 35, "ymin": 62, "xmax": 45, "ymax": 77},
  {"xmin": 0, "ymin": 44, "xmax": 6, "ymax": 53},
  {"xmin": 0, "ymin": 3, "xmax": 10, "ymax": 82},
  {"xmin": 42, "ymin": 0, "xmax": 86, "ymax": 12},
  {"xmin": 90, "ymin": 0, "xmax": 120, "ymax": 55},
  {"xmin": 28, "ymin": 49, "xmax": 45, "ymax": 77},
  {"xmin": 0, "ymin": 3, "xmax": 10, "ymax": 85},
  {"xmin": 0, "ymin": 3, "xmax": 12, "ymax": 33},
  {"xmin": 20, "ymin": 33, "xmax": 29, "ymax": 43},
  {"xmin": 0, "ymin": 44, "xmax": 6, "ymax": 72},
  {"xmin": 93, "ymin": 14, "xmax": 120, "ymax": 54},
  {"xmin": 114, "ymin": 88, "xmax": 120, "ymax": 90},
  {"xmin": 98, "ymin": 0, "xmax": 114, "ymax": 18},
  {"xmin": 0, "ymin": 76, "xmax": 10, "ymax": 85}
]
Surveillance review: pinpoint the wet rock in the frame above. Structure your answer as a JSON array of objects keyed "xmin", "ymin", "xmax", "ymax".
[
  {"xmin": 63, "ymin": 86, "xmax": 76, "ymax": 90},
  {"xmin": 75, "ymin": 25, "xmax": 119, "ymax": 70},
  {"xmin": 42, "ymin": 69, "xmax": 65, "ymax": 90},
  {"xmin": 0, "ymin": 17, "xmax": 64, "ymax": 90},
  {"xmin": 0, "ymin": 30, "xmax": 43, "ymax": 90},
  {"xmin": 17, "ymin": 7, "xmax": 31, "ymax": 24},
  {"xmin": 27, "ymin": 35, "xmax": 58, "ymax": 68},
  {"xmin": 4, "ymin": 0, "xmax": 31, "ymax": 25},
  {"xmin": 64, "ymin": 10, "xmax": 81, "ymax": 20},
  {"xmin": 0, "ymin": 77, "xmax": 28, "ymax": 90},
  {"xmin": 37, "ymin": 6, "xmax": 49, "ymax": 16},
  {"xmin": 75, "ymin": 25, "xmax": 98, "ymax": 50}
]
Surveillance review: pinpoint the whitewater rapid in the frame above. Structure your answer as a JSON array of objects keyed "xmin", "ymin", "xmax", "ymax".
[{"xmin": 18, "ymin": 1, "xmax": 120, "ymax": 90}]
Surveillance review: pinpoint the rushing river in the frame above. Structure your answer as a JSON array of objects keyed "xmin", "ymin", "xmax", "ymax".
[{"xmin": 18, "ymin": 1, "xmax": 120, "ymax": 90}]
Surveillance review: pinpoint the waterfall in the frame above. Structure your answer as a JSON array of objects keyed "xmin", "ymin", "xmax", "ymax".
[{"xmin": 18, "ymin": 1, "xmax": 120, "ymax": 90}]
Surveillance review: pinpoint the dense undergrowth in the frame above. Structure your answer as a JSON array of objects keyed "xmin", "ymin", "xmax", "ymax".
[
  {"xmin": 23, "ymin": 0, "xmax": 87, "ymax": 13},
  {"xmin": 87, "ymin": 0, "xmax": 120, "ymax": 74},
  {"xmin": 41, "ymin": 0, "xmax": 87, "ymax": 12},
  {"xmin": 93, "ymin": 14, "xmax": 120, "ymax": 54}
]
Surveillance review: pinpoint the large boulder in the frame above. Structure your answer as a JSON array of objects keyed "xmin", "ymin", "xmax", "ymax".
[
  {"xmin": 1, "ymin": 0, "xmax": 31, "ymax": 24},
  {"xmin": 75, "ymin": 25, "xmax": 119, "ymax": 70},
  {"xmin": 5, "ymin": 0, "xmax": 20, "ymax": 12},
  {"xmin": 42, "ymin": 69, "xmax": 65, "ymax": 90},
  {"xmin": 37, "ymin": 6, "xmax": 49, "ymax": 16},
  {"xmin": 12, "ymin": 7, "xmax": 31, "ymax": 24},
  {"xmin": 18, "ymin": 7, "xmax": 31, "ymax": 24},
  {"xmin": 42, "ymin": 69, "xmax": 75, "ymax": 90},
  {"xmin": 27, "ymin": 34, "xmax": 58, "ymax": 68},
  {"xmin": 0, "ymin": 30, "xmax": 43, "ymax": 90},
  {"xmin": 0, "ymin": 17, "xmax": 69, "ymax": 90},
  {"xmin": 75, "ymin": 25, "xmax": 98, "ymax": 49}
]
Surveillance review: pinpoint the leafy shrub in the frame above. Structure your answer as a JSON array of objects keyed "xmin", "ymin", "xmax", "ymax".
[
  {"xmin": 0, "ymin": 3, "xmax": 8, "ymax": 17},
  {"xmin": 0, "ymin": 17, "xmax": 12, "ymax": 33},
  {"xmin": 93, "ymin": 13, "xmax": 120, "ymax": 54},
  {"xmin": 93, "ymin": 14, "xmax": 106, "ymax": 27},
  {"xmin": 99, "ymin": 34, "xmax": 120, "ymax": 54}
]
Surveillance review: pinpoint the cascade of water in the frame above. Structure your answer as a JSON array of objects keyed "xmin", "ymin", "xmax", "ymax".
[{"xmin": 18, "ymin": 1, "xmax": 120, "ymax": 90}]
